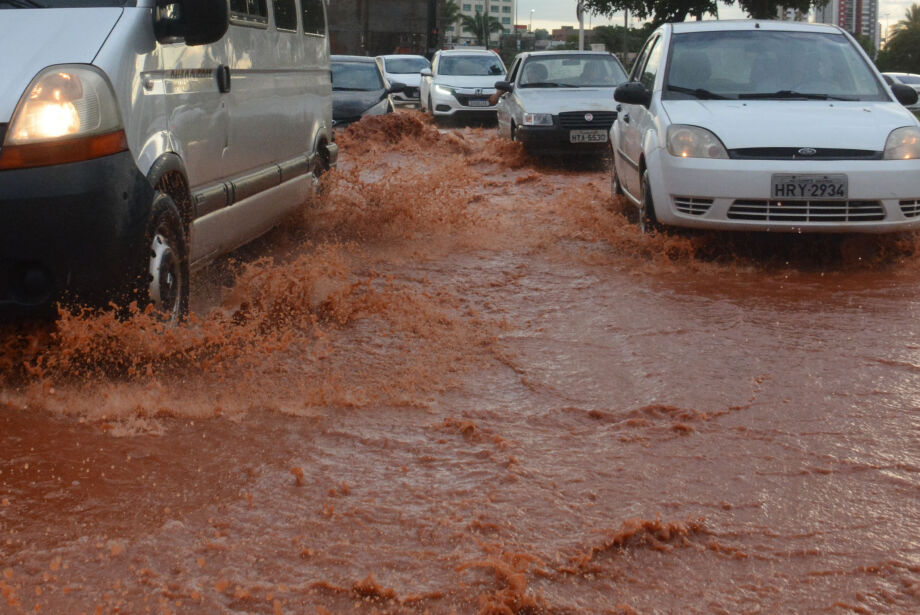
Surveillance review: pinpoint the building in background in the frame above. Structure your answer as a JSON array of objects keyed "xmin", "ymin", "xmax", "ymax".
[
  {"xmin": 450, "ymin": 0, "xmax": 517, "ymax": 46},
  {"xmin": 813, "ymin": 0, "xmax": 880, "ymax": 50},
  {"xmin": 328, "ymin": 0, "xmax": 437, "ymax": 56}
]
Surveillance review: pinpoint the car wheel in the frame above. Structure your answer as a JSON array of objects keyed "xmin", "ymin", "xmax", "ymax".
[
  {"xmin": 136, "ymin": 192, "xmax": 189, "ymax": 322},
  {"xmin": 639, "ymin": 169, "xmax": 663, "ymax": 235}
]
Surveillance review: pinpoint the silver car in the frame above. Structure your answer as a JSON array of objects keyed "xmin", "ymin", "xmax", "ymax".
[{"xmin": 495, "ymin": 51, "xmax": 627, "ymax": 153}]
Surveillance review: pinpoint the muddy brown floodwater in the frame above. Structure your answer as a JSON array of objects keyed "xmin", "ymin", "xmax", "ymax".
[{"xmin": 2, "ymin": 112, "xmax": 920, "ymax": 614}]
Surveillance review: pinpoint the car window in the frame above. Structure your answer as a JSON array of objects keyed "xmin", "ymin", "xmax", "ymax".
[
  {"xmin": 663, "ymin": 30, "xmax": 888, "ymax": 101},
  {"xmin": 438, "ymin": 55, "xmax": 505, "ymax": 77},
  {"xmin": 384, "ymin": 57, "xmax": 430, "ymax": 74},
  {"xmin": 639, "ymin": 38, "xmax": 663, "ymax": 90},
  {"xmin": 230, "ymin": 0, "xmax": 268, "ymax": 26},
  {"xmin": 272, "ymin": 0, "xmax": 297, "ymax": 32},
  {"xmin": 332, "ymin": 63, "xmax": 383, "ymax": 91},
  {"xmin": 629, "ymin": 35, "xmax": 657, "ymax": 82},
  {"xmin": 301, "ymin": 0, "xmax": 325, "ymax": 36},
  {"xmin": 518, "ymin": 55, "xmax": 626, "ymax": 88},
  {"xmin": 508, "ymin": 58, "xmax": 522, "ymax": 83},
  {"xmin": 897, "ymin": 74, "xmax": 920, "ymax": 85},
  {"xmin": 883, "ymin": 75, "xmax": 895, "ymax": 86}
]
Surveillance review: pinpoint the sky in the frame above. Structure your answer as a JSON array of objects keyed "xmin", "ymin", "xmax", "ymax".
[{"xmin": 520, "ymin": 0, "xmax": 917, "ymax": 34}]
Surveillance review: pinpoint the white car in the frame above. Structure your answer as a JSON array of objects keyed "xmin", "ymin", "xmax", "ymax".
[
  {"xmin": 376, "ymin": 54, "xmax": 430, "ymax": 106},
  {"xmin": 420, "ymin": 49, "xmax": 506, "ymax": 118},
  {"xmin": 611, "ymin": 20, "xmax": 920, "ymax": 234},
  {"xmin": 495, "ymin": 51, "xmax": 627, "ymax": 153},
  {"xmin": 0, "ymin": 0, "xmax": 336, "ymax": 318}
]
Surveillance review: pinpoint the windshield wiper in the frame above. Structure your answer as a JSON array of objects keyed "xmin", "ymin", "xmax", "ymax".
[
  {"xmin": 0, "ymin": 0, "xmax": 45, "ymax": 7},
  {"xmin": 739, "ymin": 90, "xmax": 857, "ymax": 101},
  {"xmin": 666, "ymin": 85, "xmax": 730, "ymax": 100},
  {"xmin": 520, "ymin": 82, "xmax": 577, "ymax": 89}
]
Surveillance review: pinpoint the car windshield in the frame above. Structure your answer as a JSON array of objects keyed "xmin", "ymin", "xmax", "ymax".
[
  {"xmin": 438, "ymin": 55, "xmax": 505, "ymax": 77},
  {"xmin": 895, "ymin": 74, "xmax": 920, "ymax": 85},
  {"xmin": 332, "ymin": 62, "xmax": 383, "ymax": 92},
  {"xmin": 519, "ymin": 55, "xmax": 627, "ymax": 88},
  {"xmin": 0, "ymin": 0, "xmax": 130, "ymax": 6},
  {"xmin": 384, "ymin": 57, "xmax": 430, "ymax": 74},
  {"xmin": 663, "ymin": 30, "xmax": 888, "ymax": 101}
]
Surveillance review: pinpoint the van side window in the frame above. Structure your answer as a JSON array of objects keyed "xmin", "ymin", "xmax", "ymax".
[
  {"xmin": 302, "ymin": 0, "xmax": 326, "ymax": 36},
  {"xmin": 273, "ymin": 0, "xmax": 297, "ymax": 31},
  {"xmin": 230, "ymin": 0, "xmax": 268, "ymax": 26}
]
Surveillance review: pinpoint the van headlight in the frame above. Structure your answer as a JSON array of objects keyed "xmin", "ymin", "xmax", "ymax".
[
  {"xmin": 667, "ymin": 125, "xmax": 728, "ymax": 159},
  {"xmin": 0, "ymin": 65, "xmax": 127, "ymax": 170},
  {"xmin": 523, "ymin": 113, "xmax": 553, "ymax": 126},
  {"xmin": 884, "ymin": 127, "xmax": 920, "ymax": 160}
]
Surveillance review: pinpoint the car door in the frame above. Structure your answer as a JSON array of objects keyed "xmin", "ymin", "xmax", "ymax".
[
  {"xmin": 616, "ymin": 34, "xmax": 662, "ymax": 198},
  {"xmin": 496, "ymin": 56, "xmax": 521, "ymax": 138}
]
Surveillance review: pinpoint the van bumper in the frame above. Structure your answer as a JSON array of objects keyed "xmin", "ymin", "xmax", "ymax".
[{"xmin": 0, "ymin": 151, "xmax": 154, "ymax": 308}]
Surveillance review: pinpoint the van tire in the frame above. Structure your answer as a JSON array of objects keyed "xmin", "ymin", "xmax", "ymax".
[{"xmin": 135, "ymin": 192, "xmax": 190, "ymax": 321}]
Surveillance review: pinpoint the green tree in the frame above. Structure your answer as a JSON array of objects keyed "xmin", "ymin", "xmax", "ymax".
[
  {"xmin": 534, "ymin": 28, "xmax": 550, "ymax": 41},
  {"xmin": 856, "ymin": 34, "xmax": 875, "ymax": 60},
  {"xmin": 459, "ymin": 12, "xmax": 505, "ymax": 46},
  {"xmin": 440, "ymin": 0, "xmax": 461, "ymax": 33},
  {"xmin": 877, "ymin": 5, "xmax": 920, "ymax": 73},
  {"xmin": 583, "ymin": 0, "xmax": 828, "ymax": 27}
]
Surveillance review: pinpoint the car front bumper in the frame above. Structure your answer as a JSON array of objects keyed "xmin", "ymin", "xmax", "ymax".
[
  {"xmin": 430, "ymin": 87, "xmax": 497, "ymax": 116},
  {"xmin": 0, "ymin": 151, "xmax": 153, "ymax": 307},
  {"xmin": 645, "ymin": 148, "xmax": 920, "ymax": 233},
  {"xmin": 516, "ymin": 125, "xmax": 610, "ymax": 152}
]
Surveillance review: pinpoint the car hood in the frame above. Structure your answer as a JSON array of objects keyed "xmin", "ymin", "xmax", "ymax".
[
  {"xmin": 332, "ymin": 90, "xmax": 386, "ymax": 120},
  {"xmin": 386, "ymin": 73, "xmax": 421, "ymax": 87},
  {"xmin": 661, "ymin": 100, "xmax": 916, "ymax": 151},
  {"xmin": 0, "ymin": 8, "xmax": 122, "ymax": 123},
  {"xmin": 435, "ymin": 75, "xmax": 504, "ymax": 90},
  {"xmin": 517, "ymin": 88, "xmax": 617, "ymax": 113}
]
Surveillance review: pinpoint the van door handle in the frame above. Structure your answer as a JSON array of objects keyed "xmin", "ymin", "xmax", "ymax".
[{"xmin": 217, "ymin": 65, "xmax": 231, "ymax": 93}]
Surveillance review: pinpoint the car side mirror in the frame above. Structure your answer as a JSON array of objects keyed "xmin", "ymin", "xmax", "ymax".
[
  {"xmin": 891, "ymin": 83, "xmax": 919, "ymax": 107},
  {"xmin": 494, "ymin": 80, "xmax": 513, "ymax": 93},
  {"xmin": 387, "ymin": 82, "xmax": 407, "ymax": 95},
  {"xmin": 614, "ymin": 82, "xmax": 652, "ymax": 108},
  {"xmin": 420, "ymin": 68, "xmax": 433, "ymax": 77},
  {"xmin": 154, "ymin": 0, "xmax": 229, "ymax": 47}
]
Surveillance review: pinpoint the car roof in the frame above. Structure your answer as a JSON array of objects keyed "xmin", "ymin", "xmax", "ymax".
[
  {"xmin": 331, "ymin": 55, "xmax": 377, "ymax": 63},
  {"xmin": 437, "ymin": 49, "xmax": 500, "ymax": 56},
  {"xmin": 669, "ymin": 19, "xmax": 842, "ymax": 35},
  {"xmin": 515, "ymin": 50, "xmax": 615, "ymax": 61},
  {"xmin": 377, "ymin": 54, "xmax": 428, "ymax": 60}
]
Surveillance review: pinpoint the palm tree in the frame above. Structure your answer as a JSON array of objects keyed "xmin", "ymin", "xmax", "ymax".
[
  {"xmin": 893, "ymin": 4, "xmax": 920, "ymax": 34},
  {"xmin": 441, "ymin": 0, "xmax": 462, "ymax": 44},
  {"xmin": 459, "ymin": 12, "xmax": 505, "ymax": 47}
]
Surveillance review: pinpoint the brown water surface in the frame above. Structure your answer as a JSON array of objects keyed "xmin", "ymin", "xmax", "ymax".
[{"xmin": 1, "ymin": 112, "xmax": 919, "ymax": 614}]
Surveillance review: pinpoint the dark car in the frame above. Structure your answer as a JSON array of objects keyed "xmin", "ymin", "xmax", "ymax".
[{"xmin": 331, "ymin": 55, "xmax": 405, "ymax": 126}]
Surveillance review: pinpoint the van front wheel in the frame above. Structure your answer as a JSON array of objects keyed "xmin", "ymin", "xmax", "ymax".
[{"xmin": 135, "ymin": 192, "xmax": 189, "ymax": 322}]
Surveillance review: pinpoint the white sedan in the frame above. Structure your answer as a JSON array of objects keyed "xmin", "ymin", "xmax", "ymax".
[
  {"xmin": 495, "ymin": 51, "xmax": 627, "ymax": 153},
  {"xmin": 612, "ymin": 20, "xmax": 920, "ymax": 233},
  {"xmin": 420, "ymin": 49, "xmax": 506, "ymax": 118}
]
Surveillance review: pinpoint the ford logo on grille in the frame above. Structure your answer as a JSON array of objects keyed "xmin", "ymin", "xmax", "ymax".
[
  {"xmin": 585, "ymin": 113, "xmax": 594, "ymax": 122},
  {"xmin": 797, "ymin": 147, "xmax": 817, "ymax": 156}
]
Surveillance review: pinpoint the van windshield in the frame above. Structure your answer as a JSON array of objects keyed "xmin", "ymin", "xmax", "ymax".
[{"xmin": 0, "ymin": 0, "xmax": 132, "ymax": 7}]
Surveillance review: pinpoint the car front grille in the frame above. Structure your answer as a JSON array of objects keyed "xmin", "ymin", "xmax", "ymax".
[
  {"xmin": 406, "ymin": 87, "xmax": 419, "ymax": 98},
  {"xmin": 558, "ymin": 111, "xmax": 617, "ymax": 130},
  {"xmin": 452, "ymin": 93, "xmax": 493, "ymax": 107},
  {"xmin": 728, "ymin": 199, "xmax": 885, "ymax": 222},
  {"xmin": 728, "ymin": 147, "xmax": 882, "ymax": 160},
  {"xmin": 900, "ymin": 199, "xmax": 920, "ymax": 218},
  {"xmin": 673, "ymin": 197, "xmax": 713, "ymax": 216}
]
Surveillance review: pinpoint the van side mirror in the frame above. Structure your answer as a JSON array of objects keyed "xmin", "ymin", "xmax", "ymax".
[
  {"xmin": 614, "ymin": 82, "xmax": 652, "ymax": 108},
  {"xmin": 494, "ymin": 80, "xmax": 513, "ymax": 93},
  {"xmin": 155, "ymin": 0, "xmax": 229, "ymax": 47},
  {"xmin": 891, "ymin": 83, "xmax": 919, "ymax": 107}
]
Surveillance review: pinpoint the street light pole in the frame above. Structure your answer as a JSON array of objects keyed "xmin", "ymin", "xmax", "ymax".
[{"xmin": 530, "ymin": 8, "xmax": 534, "ymax": 32}]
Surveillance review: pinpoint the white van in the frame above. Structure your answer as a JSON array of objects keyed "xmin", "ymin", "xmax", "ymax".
[{"xmin": 0, "ymin": 0, "xmax": 337, "ymax": 319}]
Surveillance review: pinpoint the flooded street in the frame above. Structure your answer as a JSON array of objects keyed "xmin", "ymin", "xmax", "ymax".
[{"xmin": 2, "ymin": 113, "xmax": 919, "ymax": 614}]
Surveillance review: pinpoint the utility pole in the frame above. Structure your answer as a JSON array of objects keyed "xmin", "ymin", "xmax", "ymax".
[
  {"xmin": 484, "ymin": 0, "xmax": 490, "ymax": 48},
  {"xmin": 622, "ymin": 10, "xmax": 628, "ymax": 59},
  {"xmin": 577, "ymin": 1, "xmax": 585, "ymax": 50}
]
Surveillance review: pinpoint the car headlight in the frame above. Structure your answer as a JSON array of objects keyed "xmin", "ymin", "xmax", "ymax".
[
  {"xmin": 0, "ymin": 65, "xmax": 126, "ymax": 170},
  {"xmin": 433, "ymin": 84, "xmax": 454, "ymax": 96},
  {"xmin": 884, "ymin": 127, "xmax": 920, "ymax": 160},
  {"xmin": 666, "ymin": 125, "xmax": 728, "ymax": 159},
  {"xmin": 523, "ymin": 113, "xmax": 553, "ymax": 126}
]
